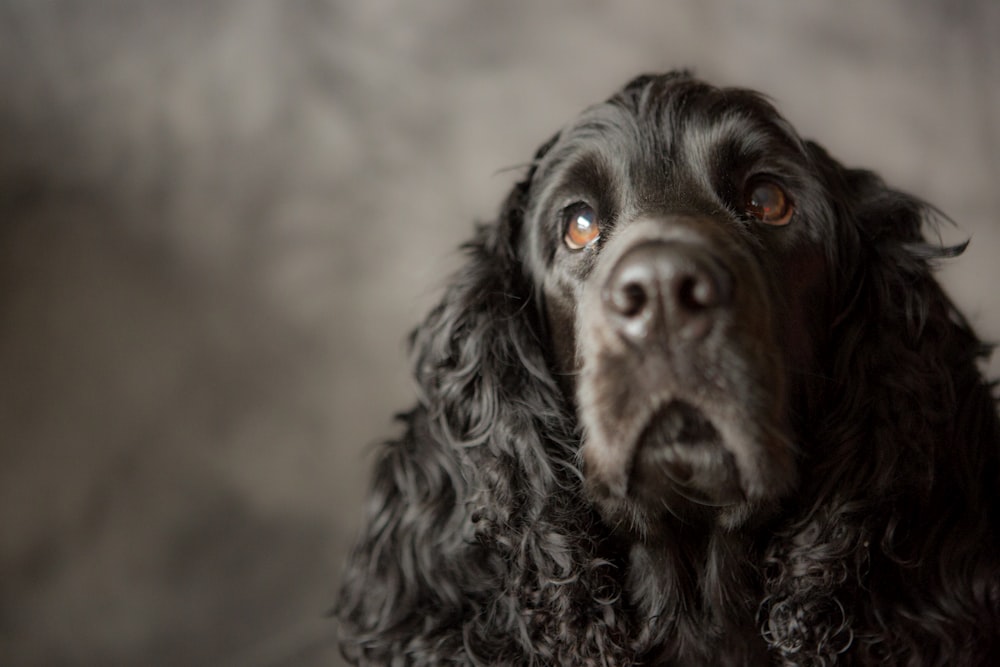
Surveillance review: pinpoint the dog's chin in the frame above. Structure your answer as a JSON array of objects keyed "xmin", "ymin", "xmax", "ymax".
[
  {"xmin": 584, "ymin": 399, "xmax": 773, "ymax": 531},
  {"xmin": 630, "ymin": 400, "xmax": 746, "ymax": 508}
]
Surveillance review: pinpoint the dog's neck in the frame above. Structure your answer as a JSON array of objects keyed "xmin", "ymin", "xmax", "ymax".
[{"xmin": 627, "ymin": 523, "xmax": 768, "ymax": 665}]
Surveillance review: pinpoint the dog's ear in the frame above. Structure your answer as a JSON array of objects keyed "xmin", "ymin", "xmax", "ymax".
[
  {"xmin": 804, "ymin": 141, "xmax": 966, "ymax": 339},
  {"xmin": 802, "ymin": 140, "xmax": 987, "ymax": 488},
  {"xmin": 408, "ymin": 134, "xmax": 560, "ymax": 442},
  {"xmin": 336, "ymin": 134, "xmax": 630, "ymax": 663},
  {"xmin": 763, "ymin": 142, "xmax": 999, "ymax": 664},
  {"xmin": 825, "ymin": 153, "xmax": 992, "ymax": 493}
]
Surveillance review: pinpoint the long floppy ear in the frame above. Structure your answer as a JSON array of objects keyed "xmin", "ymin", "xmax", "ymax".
[
  {"xmin": 336, "ymin": 136, "xmax": 632, "ymax": 664},
  {"xmin": 763, "ymin": 145, "xmax": 1000, "ymax": 664},
  {"xmin": 807, "ymin": 149, "xmax": 991, "ymax": 499}
]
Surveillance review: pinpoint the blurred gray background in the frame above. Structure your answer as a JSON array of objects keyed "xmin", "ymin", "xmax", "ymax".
[{"xmin": 0, "ymin": 1, "xmax": 997, "ymax": 665}]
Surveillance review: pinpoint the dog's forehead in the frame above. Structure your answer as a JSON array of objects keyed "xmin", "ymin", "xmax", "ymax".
[
  {"xmin": 520, "ymin": 74, "xmax": 831, "ymax": 279},
  {"xmin": 537, "ymin": 76, "xmax": 803, "ymax": 187}
]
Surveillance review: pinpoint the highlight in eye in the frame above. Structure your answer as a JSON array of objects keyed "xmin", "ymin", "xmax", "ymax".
[
  {"xmin": 744, "ymin": 178, "xmax": 794, "ymax": 226},
  {"xmin": 563, "ymin": 202, "xmax": 601, "ymax": 250}
]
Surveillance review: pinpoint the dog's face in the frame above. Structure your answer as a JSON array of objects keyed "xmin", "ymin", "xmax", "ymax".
[{"xmin": 521, "ymin": 74, "xmax": 845, "ymax": 533}]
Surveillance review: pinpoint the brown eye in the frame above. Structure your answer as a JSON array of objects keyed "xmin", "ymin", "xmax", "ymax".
[
  {"xmin": 744, "ymin": 179, "xmax": 793, "ymax": 226},
  {"xmin": 564, "ymin": 203, "xmax": 601, "ymax": 249}
]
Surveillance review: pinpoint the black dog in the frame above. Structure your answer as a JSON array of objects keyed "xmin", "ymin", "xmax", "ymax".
[{"xmin": 336, "ymin": 72, "xmax": 1000, "ymax": 665}]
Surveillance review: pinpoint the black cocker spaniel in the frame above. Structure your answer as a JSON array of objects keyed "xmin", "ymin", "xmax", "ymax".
[{"xmin": 336, "ymin": 72, "xmax": 1000, "ymax": 666}]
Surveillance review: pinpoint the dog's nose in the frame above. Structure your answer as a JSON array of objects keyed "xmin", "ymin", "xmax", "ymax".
[{"xmin": 603, "ymin": 240, "xmax": 731, "ymax": 343}]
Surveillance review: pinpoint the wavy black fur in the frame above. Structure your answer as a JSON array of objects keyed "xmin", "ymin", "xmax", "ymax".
[{"xmin": 336, "ymin": 72, "xmax": 1000, "ymax": 666}]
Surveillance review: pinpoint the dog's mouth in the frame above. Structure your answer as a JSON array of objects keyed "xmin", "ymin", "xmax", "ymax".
[
  {"xmin": 638, "ymin": 400, "xmax": 718, "ymax": 448},
  {"xmin": 629, "ymin": 400, "xmax": 745, "ymax": 507}
]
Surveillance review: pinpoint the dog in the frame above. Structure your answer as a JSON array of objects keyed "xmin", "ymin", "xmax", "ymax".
[{"xmin": 336, "ymin": 71, "xmax": 1000, "ymax": 666}]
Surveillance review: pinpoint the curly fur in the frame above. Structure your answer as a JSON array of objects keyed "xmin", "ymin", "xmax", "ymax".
[{"xmin": 336, "ymin": 72, "xmax": 1000, "ymax": 665}]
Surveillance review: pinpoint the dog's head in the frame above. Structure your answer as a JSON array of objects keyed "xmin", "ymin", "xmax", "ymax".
[{"xmin": 515, "ymin": 72, "xmax": 874, "ymax": 533}]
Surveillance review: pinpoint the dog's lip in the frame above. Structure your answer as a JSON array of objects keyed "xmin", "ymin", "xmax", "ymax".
[{"xmin": 636, "ymin": 399, "xmax": 719, "ymax": 448}]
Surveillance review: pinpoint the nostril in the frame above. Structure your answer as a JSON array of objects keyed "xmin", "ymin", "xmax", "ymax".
[
  {"xmin": 677, "ymin": 273, "xmax": 723, "ymax": 312},
  {"xmin": 614, "ymin": 282, "xmax": 648, "ymax": 318}
]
